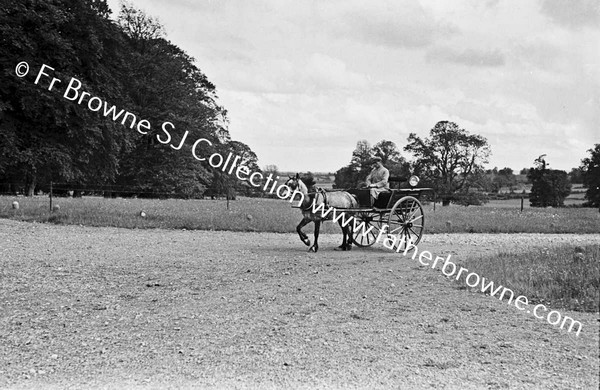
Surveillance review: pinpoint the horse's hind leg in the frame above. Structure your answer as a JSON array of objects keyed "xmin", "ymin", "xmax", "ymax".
[
  {"xmin": 309, "ymin": 220, "xmax": 321, "ymax": 252},
  {"xmin": 296, "ymin": 218, "xmax": 311, "ymax": 246},
  {"xmin": 345, "ymin": 221, "xmax": 353, "ymax": 251},
  {"xmin": 336, "ymin": 220, "xmax": 347, "ymax": 250},
  {"xmin": 335, "ymin": 221, "xmax": 353, "ymax": 251}
]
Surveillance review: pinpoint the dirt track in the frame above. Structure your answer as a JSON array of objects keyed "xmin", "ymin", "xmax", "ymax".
[{"xmin": 1, "ymin": 219, "xmax": 599, "ymax": 389}]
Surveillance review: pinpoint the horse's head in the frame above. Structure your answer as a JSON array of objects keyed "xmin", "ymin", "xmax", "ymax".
[{"xmin": 284, "ymin": 173, "xmax": 301, "ymax": 191}]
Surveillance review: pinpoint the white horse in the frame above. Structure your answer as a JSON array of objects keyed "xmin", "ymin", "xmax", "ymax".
[{"xmin": 284, "ymin": 174, "xmax": 358, "ymax": 252}]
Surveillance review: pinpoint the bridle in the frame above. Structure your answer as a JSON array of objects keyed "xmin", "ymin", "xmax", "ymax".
[{"xmin": 287, "ymin": 176, "xmax": 328, "ymax": 211}]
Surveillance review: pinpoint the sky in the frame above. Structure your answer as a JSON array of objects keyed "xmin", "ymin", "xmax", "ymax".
[{"xmin": 106, "ymin": 0, "xmax": 599, "ymax": 173}]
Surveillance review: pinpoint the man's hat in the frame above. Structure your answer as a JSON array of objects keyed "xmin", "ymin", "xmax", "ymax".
[{"xmin": 371, "ymin": 156, "xmax": 382, "ymax": 163}]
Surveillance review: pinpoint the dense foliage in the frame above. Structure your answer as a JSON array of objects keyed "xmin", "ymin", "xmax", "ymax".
[
  {"xmin": 527, "ymin": 167, "xmax": 571, "ymax": 207},
  {"xmin": 333, "ymin": 140, "xmax": 410, "ymax": 189},
  {"xmin": 0, "ymin": 0, "xmax": 259, "ymax": 198},
  {"xmin": 404, "ymin": 121, "xmax": 491, "ymax": 206},
  {"xmin": 580, "ymin": 144, "xmax": 600, "ymax": 208}
]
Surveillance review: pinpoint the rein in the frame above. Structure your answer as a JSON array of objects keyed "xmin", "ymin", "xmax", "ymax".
[{"xmin": 301, "ymin": 187, "xmax": 328, "ymax": 211}]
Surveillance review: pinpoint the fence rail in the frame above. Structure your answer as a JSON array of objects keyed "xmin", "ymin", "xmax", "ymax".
[
  {"xmin": 0, "ymin": 182, "xmax": 234, "ymax": 197},
  {"xmin": 0, "ymin": 181, "xmax": 280, "ymax": 211}
]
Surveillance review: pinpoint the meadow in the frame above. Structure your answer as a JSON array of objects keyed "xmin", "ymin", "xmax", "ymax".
[
  {"xmin": 458, "ymin": 245, "xmax": 599, "ymax": 313},
  {"xmin": 1, "ymin": 194, "xmax": 598, "ymax": 234}
]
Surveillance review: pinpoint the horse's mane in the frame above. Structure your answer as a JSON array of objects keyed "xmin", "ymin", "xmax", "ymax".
[{"xmin": 300, "ymin": 174, "xmax": 316, "ymax": 192}]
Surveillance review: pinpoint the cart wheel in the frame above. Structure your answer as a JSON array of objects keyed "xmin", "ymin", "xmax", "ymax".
[
  {"xmin": 352, "ymin": 211, "xmax": 384, "ymax": 247},
  {"xmin": 387, "ymin": 196, "xmax": 424, "ymax": 251}
]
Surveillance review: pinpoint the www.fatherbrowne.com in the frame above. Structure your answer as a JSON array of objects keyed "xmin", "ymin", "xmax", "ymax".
[{"xmin": 308, "ymin": 199, "xmax": 584, "ymax": 337}]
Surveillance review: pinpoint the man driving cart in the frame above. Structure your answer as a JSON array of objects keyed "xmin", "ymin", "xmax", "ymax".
[{"xmin": 364, "ymin": 156, "xmax": 390, "ymax": 207}]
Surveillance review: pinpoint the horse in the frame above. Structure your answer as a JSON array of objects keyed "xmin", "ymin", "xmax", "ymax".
[{"xmin": 284, "ymin": 173, "xmax": 359, "ymax": 252}]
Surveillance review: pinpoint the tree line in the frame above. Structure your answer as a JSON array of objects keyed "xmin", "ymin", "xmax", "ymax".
[
  {"xmin": 333, "ymin": 121, "xmax": 599, "ymax": 209},
  {"xmin": 0, "ymin": 0, "xmax": 260, "ymax": 198},
  {"xmin": 2, "ymin": 2, "xmax": 597, "ymax": 208}
]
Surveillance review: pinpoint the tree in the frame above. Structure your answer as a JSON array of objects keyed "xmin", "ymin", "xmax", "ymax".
[
  {"xmin": 333, "ymin": 140, "xmax": 372, "ymax": 188},
  {"xmin": 263, "ymin": 165, "xmax": 279, "ymax": 177},
  {"xmin": 227, "ymin": 141, "xmax": 261, "ymax": 197},
  {"xmin": 580, "ymin": 144, "xmax": 600, "ymax": 208},
  {"xmin": 114, "ymin": 2, "xmax": 224, "ymax": 198},
  {"xmin": 527, "ymin": 157, "xmax": 571, "ymax": 207},
  {"xmin": 372, "ymin": 140, "xmax": 400, "ymax": 165},
  {"xmin": 0, "ymin": 1, "xmax": 258, "ymax": 199},
  {"xmin": 117, "ymin": 3, "xmax": 164, "ymax": 41},
  {"xmin": 0, "ymin": 0, "xmax": 130, "ymax": 195},
  {"xmin": 568, "ymin": 167, "xmax": 584, "ymax": 184},
  {"xmin": 334, "ymin": 139, "xmax": 415, "ymax": 189},
  {"xmin": 333, "ymin": 165, "xmax": 359, "ymax": 189},
  {"xmin": 493, "ymin": 167, "xmax": 517, "ymax": 193},
  {"xmin": 350, "ymin": 140, "xmax": 373, "ymax": 174},
  {"xmin": 404, "ymin": 121, "xmax": 491, "ymax": 206},
  {"xmin": 372, "ymin": 140, "xmax": 411, "ymax": 180}
]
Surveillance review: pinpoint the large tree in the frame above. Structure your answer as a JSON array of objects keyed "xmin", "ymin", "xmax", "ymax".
[
  {"xmin": 372, "ymin": 140, "xmax": 400, "ymax": 165},
  {"xmin": 0, "ymin": 1, "xmax": 260, "ymax": 199},
  {"xmin": 334, "ymin": 140, "xmax": 372, "ymax": 188},
  {"xmin": 372, "ymin": 140, "xmax": 411, "ymax": 180},
  {"xmin": 334, "ymin": 139, "xmax": 411, "ymax": 188},
  {"xmin": 0, "ymin": 0, "xmax": 129, "ymax": 195},
  {"xmin": 580, "ymin": 144, "xmax": 600, "ymax": 209},
  {"xmin": 350, "ymin": 140, "xmax": 373, "ymax": 174},
  {"xmin": 404, "ymin": 121, "xmax": 491, "ymax": 206},
  {"xmin": 113, "ymin": 3, "xmax": 226, "ymax": 198}
]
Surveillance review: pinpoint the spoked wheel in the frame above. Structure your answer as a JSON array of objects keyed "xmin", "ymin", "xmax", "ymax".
[
  {"xmin": 387, "ymin": 196, "xmax": 424, "ymax": 251},
  {"xmin": 352, "ymin": 211, "xmax": 384, "ymax": 247}
]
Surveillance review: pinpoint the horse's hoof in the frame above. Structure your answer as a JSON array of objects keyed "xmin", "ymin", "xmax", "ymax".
[
  {"xmin": 346, "ymin": 245, "xmax": 352, "ymax": 251},
  {"xmin": 302, "ymin": 239, "xmax": 311, "ymax": 247},
  {"xmin": 308, "ymin": 246, "xmax": 318, "ymax": 253},
  {"xmin": 334, "ymin": 246, "xmax": 346, "ymax": 251}
]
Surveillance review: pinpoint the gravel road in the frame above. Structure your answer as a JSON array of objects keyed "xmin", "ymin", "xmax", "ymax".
[{"xmin": 1, "ymin": 219, "xmax": 598, "ymax": 389}]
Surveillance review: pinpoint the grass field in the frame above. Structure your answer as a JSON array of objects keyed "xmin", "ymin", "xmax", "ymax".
[
  {"xmin": 1, "ymin": 195, "xmax": 599, "ymax": 234},
  {"xmin": 457, "ymin": 245, "xmax": 599, "ymax": 313}
]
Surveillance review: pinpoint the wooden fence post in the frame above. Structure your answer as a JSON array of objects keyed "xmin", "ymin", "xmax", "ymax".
[{"xmin": 520, "ymin": 196, "xmax": 524, "ymax": 212}]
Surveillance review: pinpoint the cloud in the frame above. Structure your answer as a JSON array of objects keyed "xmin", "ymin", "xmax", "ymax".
[
  {"xmin": 348, "ymin": 16, "xmax": 436, "ymax": 48},
  {"xmin": 304, "ymin": 54, "xmax": 369, "ymax": 90},
  {"xmin": 426, "ymin": 47, "xmax": 505, "ymax": 67},
  {"xmin": 212, "ymin": 53, "xmax": 370, "ymax": 94},
  {"xmin": 105, "ymin": 0, "xmax": 598, "ymax": 173},
  {"xmin": 321, "ymin": 0, "xmax": 456, "ymax": 49},
  {"xmin": 540, "ymin": 0, "xmax": 600, "ymax": 29}
]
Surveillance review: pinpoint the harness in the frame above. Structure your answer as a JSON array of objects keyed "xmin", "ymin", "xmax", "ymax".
[{"xmin": 302, "ymin": 187, "xmax": 328, "ymax": 211}]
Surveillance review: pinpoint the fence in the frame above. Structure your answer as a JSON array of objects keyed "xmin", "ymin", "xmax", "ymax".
[{"xmin": 0, "ymin": 181, "xmax": 278, "ymax": 211}]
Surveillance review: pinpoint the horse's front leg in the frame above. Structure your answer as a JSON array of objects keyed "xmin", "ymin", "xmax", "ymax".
[
  {"xmin": 296, "ymin": 217, "xmax": 311, "ymax": 246},
  {"xmin": 309, "ymin": 220, "xmax": 321, "ymax": 252}
]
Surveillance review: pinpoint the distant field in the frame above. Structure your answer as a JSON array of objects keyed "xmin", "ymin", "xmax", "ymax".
[
  {"xmin": 458, "ymin": 245, "xmax": 599, "ymax": 312},
  {"xmin": 1, "ymin": 195, "xmax": 599, "ymax": 234}
]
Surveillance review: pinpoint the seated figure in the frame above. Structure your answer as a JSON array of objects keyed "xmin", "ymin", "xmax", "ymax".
[{"xmin": 365, "ymin": 157, "xmax": 390, "ymax": 207}]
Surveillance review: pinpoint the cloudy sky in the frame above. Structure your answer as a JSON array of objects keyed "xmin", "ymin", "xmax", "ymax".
[{"xmin": 107, "ymin": 0, "xmax": 599, "ymax": 173}]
